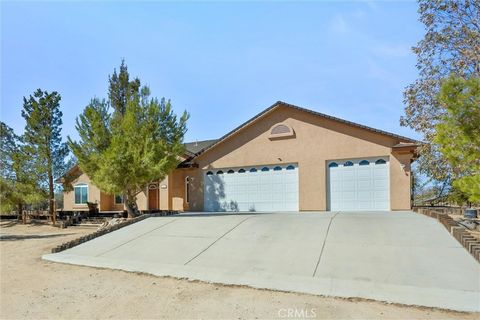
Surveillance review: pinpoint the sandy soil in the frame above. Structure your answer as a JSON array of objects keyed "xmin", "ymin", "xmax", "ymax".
[{"xmin": 0, "ymin": 221, "xmax": 477, "ymax": 320}]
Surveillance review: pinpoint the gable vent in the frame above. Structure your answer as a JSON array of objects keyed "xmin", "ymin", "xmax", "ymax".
[
  {"xmin": 269, "ymin": 123, "xmax": 295, "ymax": 140},
  {"xmin": 271, "ymin": 124, "xmax": 291, "ymax": 135}
]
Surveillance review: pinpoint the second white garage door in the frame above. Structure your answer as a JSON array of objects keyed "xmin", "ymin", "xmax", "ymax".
[
  {"xmin": 204, "ymin": 164, "xmax": 299, "ymax": 212},
  {"xmin": 328, "ymin": 157, "xmax": 390, "ymax": 211}
]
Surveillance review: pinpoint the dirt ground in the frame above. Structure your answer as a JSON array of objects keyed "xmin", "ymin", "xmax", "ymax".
[{"xmin": 0, "ymin": 221, "xmax": 477, "ymax": 320}]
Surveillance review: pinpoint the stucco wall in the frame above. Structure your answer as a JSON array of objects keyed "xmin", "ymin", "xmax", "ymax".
[
  {"xmin": 169, "ymin": 170, "xmax": 187, "ymax": 211},
  {"xmin": 64, "ymin": 171, "xmax": 148, "ymax": 212},
  {"xmin": 189, "ymin": 105, "xmax": 414, "ymax": 211},
  {"xmin": 137, "ymin": 190, "xmax": 148, "ymax": 211},
  {"xmin": 63, "ymin": 173, "xmax": 101, "ymax": 211}
]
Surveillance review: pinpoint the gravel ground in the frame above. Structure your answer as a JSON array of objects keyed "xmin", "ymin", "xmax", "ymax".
[{"xmin": 0, "ymin": 220, "xmax": 477, "ymax": 320}]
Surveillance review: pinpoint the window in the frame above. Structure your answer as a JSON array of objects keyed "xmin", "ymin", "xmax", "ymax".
[
  {"xmin": 227, "ymin": 169, "xmax": 235, "ymax": 174},
  {"xmin": 74, "ymin": 184, "xmax": 88, "ymax": 205},
  {"xmin": 273, "ymin": 166, "xmax": 282, "ymax": 171},
  {"xmin": 328, "ymin": 162, "xmax": 338, "ymax": 168},
  {"xmin": 216, "ymin": 170, "xmax": 224, "ymax": 174},
  {"xmin": 286, "ymin": 165, "xmax": 295, "ymax": 170},
  {"xmin": 261, "ymin": 167, "xmax": 269, "ymax": 172},
  {"xmin": 206, "ymin": 171, "xmax": 213, "ymax": 176},
  {"xmin": 249, "ymin": 168, "xmax": 257, "ymax": 172},
  {"xmin": 375, "ymin": 159, "xmax": 386, "ymax": 165},
  {"xmin": 359, "ymin": 160, "xmax": 370, "ymax": 166},
  {"xmin": 238, "ymin": 169, "xmax": 246, "ymax": 173},
  {"xmin": 344, "ymin": 161, "xmax": 354, "ymax": 167},
  {"xmin": 115, "ymin": 194, "xmax": 123, "ymax": 204}
]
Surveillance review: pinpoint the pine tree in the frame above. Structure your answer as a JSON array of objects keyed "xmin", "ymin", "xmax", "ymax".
[
  {"xmin": 0, "ymin": 122, "xmax": 44, "ymax": 219},
  {"xmin": 21, "ymin": 89, "xmax": 69, "ymax": 223},
  {"xmin": 69, "ymin": 62, "xmax": 188, "ymax": 218}
]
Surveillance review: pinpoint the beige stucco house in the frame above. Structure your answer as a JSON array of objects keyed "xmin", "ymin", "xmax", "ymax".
[{"xmin": 62, "ymin": 101, "xmax": 418, "ymax": 213}]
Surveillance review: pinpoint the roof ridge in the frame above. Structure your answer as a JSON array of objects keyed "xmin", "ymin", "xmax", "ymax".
[{"xmin": 276, "ymin": 101, "xmax": 418, "ymax": 143}]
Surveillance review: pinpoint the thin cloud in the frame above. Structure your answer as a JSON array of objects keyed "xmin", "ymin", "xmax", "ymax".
[
  {"xmin": 372, "ymin": 44, "xmax": 411, "ymax": 58},
  {"xmin": 328, "ymin": 14, "xmax": 349, "ymax": 35}
]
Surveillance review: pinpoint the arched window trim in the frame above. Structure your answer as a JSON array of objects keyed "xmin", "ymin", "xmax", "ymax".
[
  {"xmin": 273, "ymin": 166, "xmax": 282, "ymax": 171},
  {"xmin": 74, "ymin": 183, "xmax": 88, "ymax": 205},
  {"xmin": 359, "ymin": 160, "xmax": 370, "ymax": 166},
  {"xmin": 344, "ymin": 161, "xmax": 354, "ymax": 167},
  {"xmin": 286, "ymin": 165, "xmax": 295, "ymax": 170},
  {"xmin": 261, "ymin": 167, "xmax": 269, "ymax": 172},
  {"xmin": 238, "ymin": 169, "xmax": 246, "ymax": 173},
  {"xmin": 375, "ymin": 159, "xmax": 387, "ymax": 165},
  {"xmin": 328, "ymin": 162, "xmax": 338, "ymax": 168},
  {"xmin": 206, "ymin": 171, "xmax": 213, "ymax": 176},
  {"xmin": 268, "ymin": 123, "xmax": 295, "ymax": 140},
  {"xmin": 227, "ymin": 169, "xmax": 235, "ymax": 174},
  {"xmin": 249, "ymin": 168, "xmax": 257, "ymax": 172},
  {"xmin": 216, "ymin": 170, "xmax": 224, "ymax": 174}
]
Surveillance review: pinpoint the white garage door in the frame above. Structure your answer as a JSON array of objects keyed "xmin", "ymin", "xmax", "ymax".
[
  {"xmin": 328, "ymin": 157, "xmax": 390, "ymax": 211},
  {"xmin": 204, "ymin": 164, "xmax": 299, "ymax": 212}
]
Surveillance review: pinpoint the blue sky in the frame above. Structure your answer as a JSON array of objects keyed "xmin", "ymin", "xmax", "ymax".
[{"xmin": 1, "ymin": 1, "xmax": 423, "ymax": 143}]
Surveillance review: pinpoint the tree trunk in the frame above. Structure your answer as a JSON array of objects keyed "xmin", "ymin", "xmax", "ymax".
[
  {"xmin": 125, "ymin": 195, "xmax": 139, "ymax": 218},
  {"xmin": 17, "ymin": 203, "xmax": 24, "ymax": 224},
  {"xmin": 49, "ymin": 170, "xmax": 56, "ymax": 225}
]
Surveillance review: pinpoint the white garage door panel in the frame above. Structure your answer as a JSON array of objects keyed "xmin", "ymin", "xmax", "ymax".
[
  {"xmin": 204, "ymin": 165, "xmax": 299, "ymax": 212},
  {"xmin": 328, "ymin": 158, "xmax": 390, "ymax": 211}
]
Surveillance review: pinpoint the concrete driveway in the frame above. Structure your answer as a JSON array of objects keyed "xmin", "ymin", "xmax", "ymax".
[{"xmin": 43, "ymin": 211, "xmax": 480, "ymax": 312}]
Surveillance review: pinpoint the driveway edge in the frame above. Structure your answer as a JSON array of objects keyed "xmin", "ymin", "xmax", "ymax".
[
  {"xmin": 51, "ymin": 212, "xmax": 178, "ymax": 253},
  {"xmin": 415, "ymin": 208, "xmax": 480, "ymax": 263}
]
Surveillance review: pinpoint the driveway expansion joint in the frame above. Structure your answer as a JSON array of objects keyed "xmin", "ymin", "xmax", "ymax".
[
  {"xmin": 312, "ymin": 211, "xmax": 340, "ymax": 277},
  {"xmin": 95, "ymin": 218, "xmax": 179, "ymax": 257},
  {"xmin": 183, "ymin": 216, "xmax": 252, "ymax": 265}
]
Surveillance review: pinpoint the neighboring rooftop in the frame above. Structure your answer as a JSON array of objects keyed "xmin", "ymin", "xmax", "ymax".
[{"xmin": 184, "ymin": 139, "xmax": 219, "ymax": 156}]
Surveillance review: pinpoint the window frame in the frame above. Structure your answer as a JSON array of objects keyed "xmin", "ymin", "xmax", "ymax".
[
  {"xmin": 114, "ymin": 194, "xmax": 124, "ymax": 204},
  {"xmin": 74, "ymin": 184, "xmax": 88, "ymax": 205}
]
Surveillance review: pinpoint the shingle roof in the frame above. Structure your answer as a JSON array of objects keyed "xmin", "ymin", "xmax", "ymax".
[
  {"xmin": 190, "ymin": 101, "xmax": 419, "ymax": 158},
  {"xmin": 184, "ymin": 139, "xmax": 219, "ymax": 156}
]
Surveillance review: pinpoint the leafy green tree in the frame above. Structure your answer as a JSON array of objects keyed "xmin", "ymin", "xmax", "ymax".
[
  {"xmin": 69, "ymin": 62, "xmax": 188, "ymax": 217},
  {"xmin": 434, "ymin": 76, "xmax": 480, "ymax": 204},
  {"xmin": 21, "ymin": 89, "xmax": 70, "ymax": 223},
  {"xmin": 0, "ymin": 122, "xmax": 44, "ymax": 218},
  {"xmin": 402, "ymin": 0, "xmax": 480, "ymax": 185}
]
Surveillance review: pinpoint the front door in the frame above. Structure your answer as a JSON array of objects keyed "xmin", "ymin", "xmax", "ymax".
[{"xmin": 148, "ymin": 184, "xmax": 159, "ymax": 211}]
